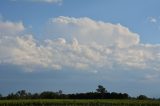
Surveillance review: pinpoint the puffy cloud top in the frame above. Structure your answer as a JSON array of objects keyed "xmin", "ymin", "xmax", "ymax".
[{"xmin": 50, "ymin": 16, "xmax": 140, "ymax": 48}]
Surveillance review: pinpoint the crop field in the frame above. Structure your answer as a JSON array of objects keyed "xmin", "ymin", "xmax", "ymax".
[{"xmin": 0, "ymin": 99, "xmax": 160, "ymax": 106}]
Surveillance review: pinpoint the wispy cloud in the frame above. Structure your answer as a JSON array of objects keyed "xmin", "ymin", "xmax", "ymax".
[
  {"xmin": 148, "ymin": 17, "xmax": 157, "ymax": 23},
  {"xmin": 30, "ymin": 0, "xmax": 62, "ymax": 4},
  {"xmin": 147, "ymin": 16, "xmax": 160, "ymax": 30},
  {"xmin": 11, "ymin": 0, "xmax": 63, "ymax": 4}
]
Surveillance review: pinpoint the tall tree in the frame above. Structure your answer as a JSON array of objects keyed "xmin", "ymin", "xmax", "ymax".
[
  {"xmin": 0, "ymin": 94, "xmax": 2, "ymax": 99},
  {"xmin": 96, "ymin": 85, "xmax": 107, "ymax": 94}
]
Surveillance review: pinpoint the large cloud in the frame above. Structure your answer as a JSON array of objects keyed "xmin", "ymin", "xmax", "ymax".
[
  {"xmin": 0, "ymin": 17, "xmax": 159, "ymax": 73},
  {"xmin": 48, "ymin": 16, "xmax": 140, "ymax": 48}
]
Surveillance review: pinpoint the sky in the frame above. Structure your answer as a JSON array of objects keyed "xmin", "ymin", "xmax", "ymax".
[{"xmin": 0, "ymin": 0, "xmax": 160, "ymax": 97}]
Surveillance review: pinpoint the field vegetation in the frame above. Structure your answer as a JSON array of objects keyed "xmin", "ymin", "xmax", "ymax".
[
  {"xmin": 0, "ymin": 85, "xmax": 159, "ymax": 106},
  {"xmin": 1, "ymin": 99, "xmax": 160, "ymax": 106}
]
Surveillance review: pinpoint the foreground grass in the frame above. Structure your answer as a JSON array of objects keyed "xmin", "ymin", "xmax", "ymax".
[{"xmin": 1, "ymin": 99, "xmax": 160, "ymax": 106}]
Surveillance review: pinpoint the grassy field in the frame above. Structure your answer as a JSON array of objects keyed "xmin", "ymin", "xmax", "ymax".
[{"xmin": 1, "ymin": 99, "xmax": 160, "ymax": 106}]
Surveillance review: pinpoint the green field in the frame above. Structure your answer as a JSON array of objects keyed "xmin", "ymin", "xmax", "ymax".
[{"xmin": 1, "ymin": 99, "xmax": 160, "ymax": 106}]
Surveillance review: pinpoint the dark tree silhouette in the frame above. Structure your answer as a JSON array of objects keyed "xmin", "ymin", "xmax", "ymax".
[
  {"xmin": 16, "ymin": 90, "xmax": 31, "ymax": 99},
  {"xmin": 31, "ymin": 93, "xmax": 39, "ymax": 99},
  {"xmin": 137, "ymin": 95, "xmax": 148, "ymax": 100},
  {"xmin": 2, "ymin": 85, "xmax": 132, "ymax": 100},
  {"xmin": 57, "ymin": 90, "xmax": 63, "ymax": 95},
  {"xmin": 16, "ymin": 90, "xmax": 27, "ymax": 97},
  {"xmin": 7, "ymin": 93, "xmax": 18, "ymax": 99},
  {"xmin": 40, "ymin": 91, "xmax": 59, "ymax": 99},
  {"xmin": 96, "ymin": 85, "xmax": 107, "ymax": 94},
  {"xmin": 0, "ymin": 94, "xmax": 2, "ymax": 99},
  {"xmin": 96, "ymin": 85, "xmax": 107, "ymax": 99}
]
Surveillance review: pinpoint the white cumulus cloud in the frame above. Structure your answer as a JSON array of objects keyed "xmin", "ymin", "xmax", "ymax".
[
  {"xmin": 0, "ymin": 17, "xmax": 160, "ymax": 73},
  {"xmin": 49, "ymin": 16, "xmax": 140, "ymax": 48}
]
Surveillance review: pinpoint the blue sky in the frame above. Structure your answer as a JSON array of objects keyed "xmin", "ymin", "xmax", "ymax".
[
  {"xmin": 0, "ymin": 0, "xmax": 160, "ymax": 97},
  {"xmin": 1, "ymin": 0, "xmax": 160, "ymax": 43}
]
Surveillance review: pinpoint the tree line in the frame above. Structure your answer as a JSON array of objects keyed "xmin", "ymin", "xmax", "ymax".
[{"xmin": 0, "ymin": 85, "xmax": 150, "ymax": 100}]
